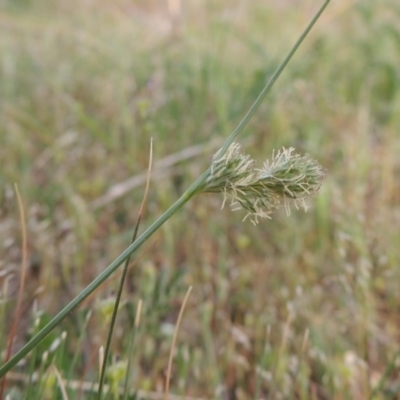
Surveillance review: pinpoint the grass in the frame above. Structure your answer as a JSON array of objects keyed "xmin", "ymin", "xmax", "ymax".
[{"xmin": 1, "ymin": 0, "xmax": 400, "ymax": 399}]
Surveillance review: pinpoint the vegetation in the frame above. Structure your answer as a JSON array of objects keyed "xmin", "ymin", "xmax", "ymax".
[{"xmin": 1, "ymin": 0, "xmax": 400, "ymax": 399}]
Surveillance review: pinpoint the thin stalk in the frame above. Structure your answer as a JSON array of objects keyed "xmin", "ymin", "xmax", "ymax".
[
  {"xmin": 97, "ymin": 140, "xmax": 153, "ymax": 400},
  {"xmin": 164, "ymin": 286, "xmax": 192, "ymax": 400},
  {"xmin": 96, "ymin": 225, "xmax": 140, "ymax": 400},
  {"xmin": 0, "ymin": 0, "xmax": 329, "ymax": 378},
  {"xmin": 216, "ymin": 0, "xmax": 330, "ymax": 158},
  {"xmin": 0, "ymin": 179, "xmax": 200, "ymax": 378}
]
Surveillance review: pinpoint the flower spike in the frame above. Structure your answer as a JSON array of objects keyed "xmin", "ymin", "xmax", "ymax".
[{"xmin": 205, "ymin": 143, "xmax": 324, "ymax": 224}]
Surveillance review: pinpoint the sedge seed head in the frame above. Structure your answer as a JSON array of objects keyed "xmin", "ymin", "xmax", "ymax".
[{"xmin": 204, "ymin": 143, "xmax": 324, "ymax": 224}]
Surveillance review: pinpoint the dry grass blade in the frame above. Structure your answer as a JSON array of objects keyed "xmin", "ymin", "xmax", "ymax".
[
  {"xmin": 135, "ymin": 299, "xmax": 143, "ymax": 329},
  {"xmin": 97, "ymin": 139, "xmax": 154, "ymax": 400},
  {"xmin": 53, "ymin": 365, "xmax": 69, "ymax": 400},
  {"xmin": 98, "ymin": 346, "xmax": 104, "ymax": 381},
  {"xmin": 0, "ymin": 185, "xmax": 29, "ymax": 398},
  {"xmin": 139, "ymin": 138, "xmax": 153, "ymax": 217},
  {"xmin": 165, "ymin": 286, "xmax": 193, "ymax": 400}
]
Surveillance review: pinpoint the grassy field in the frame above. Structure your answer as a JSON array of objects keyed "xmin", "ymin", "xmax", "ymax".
[{"xmin": 1, "ymin": 0, "xmax": 400, "ymax": 399}]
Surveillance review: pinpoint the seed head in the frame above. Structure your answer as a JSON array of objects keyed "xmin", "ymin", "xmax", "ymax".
[{"xmin": 204, "ymin": 143, "xmax": 324, "ymax": 224}]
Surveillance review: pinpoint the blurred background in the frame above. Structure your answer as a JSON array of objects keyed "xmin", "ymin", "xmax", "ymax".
[{"xmin": 1, "ymin": 0, "xmax": 400, "ymax": 399}]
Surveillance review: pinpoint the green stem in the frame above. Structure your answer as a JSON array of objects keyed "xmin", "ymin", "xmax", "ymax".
[
  {"xmin": 0, "ymin": 177, "xmax": 203, "ymax": 378},
  {"xmin": 0, "ymin": 0, "xmax": 329, "ymax": 378},
  {"xmin": 217, "ymin": 0, "xmax": 330, "ymax": 157},
  {"xmin": 96, "ymin": 224, "xmax": 139, "ymax": 400}
]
